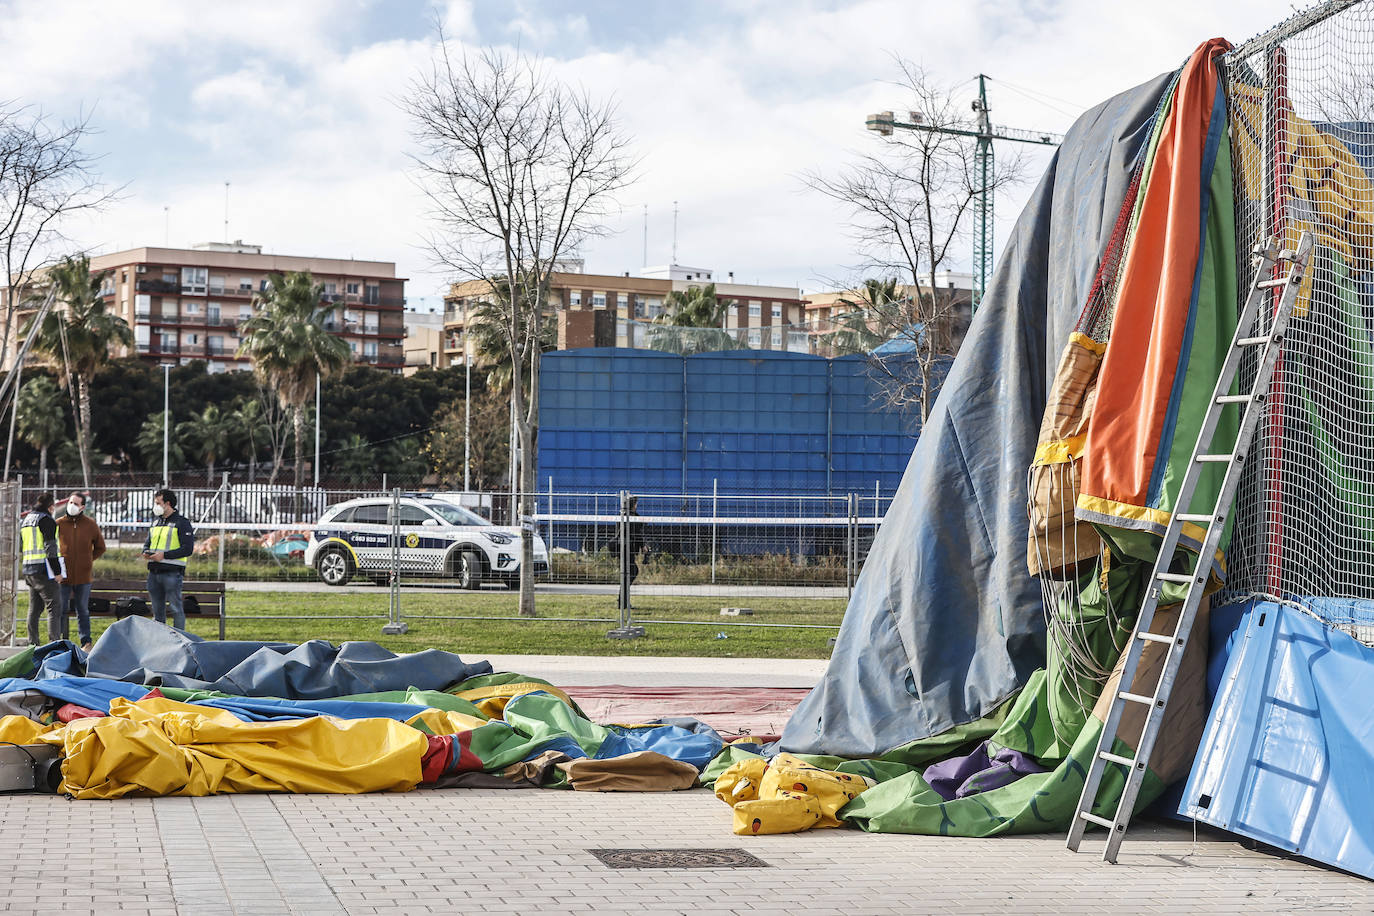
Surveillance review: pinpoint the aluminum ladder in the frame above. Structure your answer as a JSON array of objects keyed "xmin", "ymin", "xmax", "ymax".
[{"xmin": 1066, "ymin": 230, "xmax": 1314, "ymax": 863}]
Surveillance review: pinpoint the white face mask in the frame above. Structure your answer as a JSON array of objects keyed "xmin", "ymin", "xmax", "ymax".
[
  {"xmin": 66, "ymin": 502, "xmax": 82, "ymax": 516},
  {"xmin": 154, "ymin": 503, "xmax": 167, "ymax": 517}
]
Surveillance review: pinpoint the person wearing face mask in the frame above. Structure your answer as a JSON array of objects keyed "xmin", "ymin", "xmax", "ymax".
[
  {"xmin": 141, "ymin": 488, "xmax": 195, "ymax": 630},
  {"xmin": 20, "ymin": 492, "xmax": 65, "ymax": 644},
  {"xmin": 56, "ymin": 492, "xmax": 106, "ymax": 652}
]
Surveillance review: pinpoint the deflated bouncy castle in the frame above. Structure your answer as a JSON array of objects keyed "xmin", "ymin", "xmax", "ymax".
[
  {"xmin": 6, "ymin": 0, "xmax": 1374, "ymax": 889},
  {"xmin": 746, "ymin": 0, "xmax": 1374, "ymax": 880}
]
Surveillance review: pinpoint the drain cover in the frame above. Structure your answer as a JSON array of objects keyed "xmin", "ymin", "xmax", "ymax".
[{"xmin": 590, "ymin": 848, "xmax": 769, "ymax": 869}]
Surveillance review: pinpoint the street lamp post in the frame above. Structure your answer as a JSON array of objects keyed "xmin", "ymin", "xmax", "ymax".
[
  {"xmin": 162, "ymin": 364, "xmax": 171, "ymax": 487},
  {"xmin": 464, "ymin": 337, "xmax": 471, "ymax": 492},
  {"xmin": 314, "ymin": 373, "xmax": 321, "ymax": 486}
]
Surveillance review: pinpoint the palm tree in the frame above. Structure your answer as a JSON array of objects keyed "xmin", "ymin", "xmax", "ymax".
[
  {"xmin": 16, "ymin": 377, "xmax": 68, "ymax": 485},
  {"xmin": 178, "ymin": 404, "xmax": 236, "ymax": 486},
  {"xmin": 22, "ymin": 254, "xmax": 134, "ymax": 487},
  {"xmin": 231, "ymin": 397, "xmax": 270, "ymax": 482},
  {"xmin": 464, "ymin": 284, "xmax": 555, "ymax": 391},
  {"xmin": 135, "ymin": 411, "xmax": 186, "ymax": 474},
  {"xmin": 237, "ymin": 271, "xmax": 350, "ymax": 494},
  {"xmin": 330, "ymin": 432, "xmax": 376, "ymax": 481},
  {"xmin": 648, "ymin": 283, "xmax": 743, "ymax": 355},
  {"xmin": 820, "ymin": 278, "xmax": 904, "ymax": 356}
]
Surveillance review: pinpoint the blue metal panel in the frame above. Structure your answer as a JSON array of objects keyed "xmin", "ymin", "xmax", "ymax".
[{"xmin": 538, "ymin": 347, "xmax": 928, "ymax": 496}]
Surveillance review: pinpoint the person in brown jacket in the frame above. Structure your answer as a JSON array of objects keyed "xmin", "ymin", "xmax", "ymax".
[{"xmin": 56, "ymin": 492, "xmax": 106, "ymax": 651}]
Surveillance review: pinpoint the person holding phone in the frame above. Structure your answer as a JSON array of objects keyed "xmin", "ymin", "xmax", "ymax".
[{"xmin": 20, "ymin": 492, "xmax": 65, "ymax": 645}]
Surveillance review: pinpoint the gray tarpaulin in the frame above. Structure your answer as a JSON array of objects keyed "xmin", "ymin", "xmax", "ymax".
[
  {"xmin": 781, "ymin": 73, "xmax": 1174, "ymax": 758},
  {"xmin": 84, "ymin": 616, "xmax": 493, "ymax": 698}
]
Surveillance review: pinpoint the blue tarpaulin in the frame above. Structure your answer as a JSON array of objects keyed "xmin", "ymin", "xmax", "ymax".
[
  {"xmin": 84, "ymin": 616, "xmax": 492, "ymax": 698},
  {"xmin": 1181, "ymin": 600, "xmax": 1374, "ymax": 880},
  {"xmin": 781, "ymin": 72, "xmax": 1175, "ymax": 757}
]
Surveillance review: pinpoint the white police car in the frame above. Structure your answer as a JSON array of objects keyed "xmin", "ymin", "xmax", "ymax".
[{"xmin": 304, "ymin": 495, "xmax": 549, "ymax": 589}]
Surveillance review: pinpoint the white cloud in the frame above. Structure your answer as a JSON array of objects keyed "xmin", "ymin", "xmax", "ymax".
[{"xmin": 0, "ymin": 0, "xmax": 1306, "ymax": 303}]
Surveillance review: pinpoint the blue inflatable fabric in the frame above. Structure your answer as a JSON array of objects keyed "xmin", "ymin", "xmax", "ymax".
[{"xmin": 85, "ymin": 616, "xmax": 492, "ymax": 698}]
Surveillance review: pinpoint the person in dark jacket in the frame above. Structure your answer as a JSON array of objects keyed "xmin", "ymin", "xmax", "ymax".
[
  {"xmin": 56, "ymin": 492, "xmax": 106, "ymax": 651},
  {"xmin": 141, "ymin": 488, "xmax": 194, "ymax": 629},
  {"xmin": 20, "ymin": 492, "xmax": 66, "ymax": 644}
]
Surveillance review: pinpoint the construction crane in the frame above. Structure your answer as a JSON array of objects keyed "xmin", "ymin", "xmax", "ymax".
[{"xmin": 866, "ymin": 74, "xmax": 1064, "ymax": 310}]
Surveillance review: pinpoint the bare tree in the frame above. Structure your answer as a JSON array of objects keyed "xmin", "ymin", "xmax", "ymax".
[
  {"xmin": 405, "ymin": 37, "xmax": 635, "ymax": 616},
  {"xmin": 0, "ymin": 105, "xmax": 115, "ymax": 373},
  {"xmin": 805, "ymin": 60, "xmax": 1022, "ymax": 421}
]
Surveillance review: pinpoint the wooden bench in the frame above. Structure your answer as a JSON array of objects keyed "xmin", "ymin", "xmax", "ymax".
[{"xmin": 87, "ymin": 578, "xmax": 228, "ymax": 640}]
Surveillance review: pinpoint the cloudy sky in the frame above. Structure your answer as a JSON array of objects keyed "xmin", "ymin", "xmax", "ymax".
[{"xmin": 2, "ymin": 0, "xmax": 1301, "ymax": 307}]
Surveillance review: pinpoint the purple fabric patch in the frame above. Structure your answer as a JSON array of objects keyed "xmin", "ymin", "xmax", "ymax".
[{"xmin": 921, "ymin": 740, "xmax": 1048, "ymax": 800}]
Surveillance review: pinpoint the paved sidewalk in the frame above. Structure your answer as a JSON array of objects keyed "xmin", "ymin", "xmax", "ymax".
[
  {"xmin": 4, "ymin": 790, "xmax": 1371, "ymax": 915},
  {"xmin": 4, "ymin": 656, "xmax": 1370, "ymax": 913}
]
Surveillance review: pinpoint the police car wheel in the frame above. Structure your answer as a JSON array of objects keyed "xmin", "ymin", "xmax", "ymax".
[
  {"xmin": 316, "ymin": 548, "xmax": 353, "ymax": 586},
  {"xmin": 457, "ymin": 550, "xmax": 483, "ymax": 590}
]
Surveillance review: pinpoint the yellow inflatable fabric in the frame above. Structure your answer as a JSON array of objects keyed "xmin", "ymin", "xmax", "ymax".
[
  {"xmin": 715, "ymin": 753, "xmax": 875, "ymax": 836},
  {"xmin": 0, "ymin": 715, "xmax": 59, "ymax": 745},
  {"xmin": 38, "ymin": 696, "xmax": 428, "ymax": 800},
  {"xmin": 405, "ymin": 707, "xmax": 487, "ymax": 736},
  {"xmin": 451, "ymin": 681, "xmax": 577, "ymax": 719}
]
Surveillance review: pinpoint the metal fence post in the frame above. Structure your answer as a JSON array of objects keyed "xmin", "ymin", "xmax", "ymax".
[
  {"xmin": 546, "ymin": 475, "xmax": 554, "ymax": 582},
  {"xmin": 710, "ymin": 478, "xmax": 718, "ymax": 584},
  {"xmin": 217, "ymin": 471, "xmax": 229, "ymax": 579},
  {"xmin": 608, "ymin": 489, "xmax": 643, "ymax": 639},
  {"xmin": 846, "ymin": 492, "xmax": 856, "ymax": 598},
  {"xmin": 382, "ymin": 487, "xmax": 407, "ymax": 634}
]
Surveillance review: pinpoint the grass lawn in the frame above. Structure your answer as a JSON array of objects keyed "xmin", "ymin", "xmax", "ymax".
[{"xmin": 16, "ymin": 590, "xmax": 846, "ymax": 659}]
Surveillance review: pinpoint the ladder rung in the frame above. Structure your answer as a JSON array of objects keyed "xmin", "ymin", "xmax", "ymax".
[
  {"xmin": 1079, "ymin": 812, "xmax": 1116, "ymax": 829},
  {"xmin": 1238, "ymin": 336, "xmax": 1270, "ymax": 346},
  {"xmin": 1216, "ymin": 394, "xmax": 1252, "ymax": 404},
  {"xmin": 1118, "ymin": 692, "xmax": 1156, "ymax": 707},
  {"xmin": 1196, "ymin": 454, "xmax": 1234, "ymax": 463},
  {"xmin": 1256, "ymin": 278, "xmax": 1288, "ymax": 289},
  {"xmin": 1137, "ymin": 631, "xmax": 1173, "ymax": 644},
  {"xmin": 1176, "ymin": 513, "xmax": 1213, "ymax": 523},
  {"xmin": 1155, "ymin": 572, "xmax": 1196, "ymax": 584},
  {"xmin": 1277, "ymin": 249, "xmax": 1297, "ymax": 261},
  {"xmin": 1100, "ymin": 751, "xmax": 1137, "ymax": 766}
]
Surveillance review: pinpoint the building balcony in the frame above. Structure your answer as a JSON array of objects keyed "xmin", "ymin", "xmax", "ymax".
[
  {"xmin": 209, "ymin": 286, "xmax": 256, "ymax": 298},
  {"xmin": 136, "ymin": 279, "xmax": 179, "ymax": 295}
]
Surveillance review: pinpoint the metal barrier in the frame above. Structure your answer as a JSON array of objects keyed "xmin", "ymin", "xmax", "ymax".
[{"xmin": 10, "ymin": 480, "xmax": 888, "ymax": 641}]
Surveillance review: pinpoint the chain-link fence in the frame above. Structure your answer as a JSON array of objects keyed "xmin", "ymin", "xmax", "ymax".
[
  {"xmin": 4, "ymin": 475, "xmax": 887, "ymax": 642},
  {"xmin": 11, "ymin": 478, "xmax": 888, "ymax": 592}
]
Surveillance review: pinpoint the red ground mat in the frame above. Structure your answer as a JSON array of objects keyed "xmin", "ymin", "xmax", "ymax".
[{"xmin": 560, "ymin": 685, "xmax": 810, "ymax": 739}]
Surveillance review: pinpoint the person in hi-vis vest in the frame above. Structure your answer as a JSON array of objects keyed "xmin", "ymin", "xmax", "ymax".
[
  {"xmin": 141, "ymin": 488, "xmax": 195, "ymax": 629},
  {"xmin": 20, "ymin": 492, "xmax": 66, "ymax": 644}
]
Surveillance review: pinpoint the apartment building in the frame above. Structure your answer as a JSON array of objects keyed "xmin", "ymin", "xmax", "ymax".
[
  {"xmin": 14, "ymin": 241, "xmax": 408, "ymax": 373},
  {"xmin": 402, "ymin": 305, "xmax": 446, "ymax": 375},
  {"xmin": 443, "ymin": 263, "xmax": 807, "ymax": 361},
  {"xmin": 803, "ymin": 271, "xmax": 976, "ymax": 356}
]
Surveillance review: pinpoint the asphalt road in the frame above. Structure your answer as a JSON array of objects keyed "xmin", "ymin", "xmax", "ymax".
[{"xmin": 225, "ymin": 580, "xmax": 849, "ymax": 598}]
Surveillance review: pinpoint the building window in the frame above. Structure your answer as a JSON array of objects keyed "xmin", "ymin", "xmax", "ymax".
[
  {"xmin": 364, "ymin": 341, "xmax": 379, "ymax": 358},
  {"xmin": 748, "ymin": 329, "xmax": 761, "ymax": 347},
  {"xmin": 772, "ymin": 303, "xmax": 782, "ymax": 319},
  {"xmin": 633, "ymin": 297, "xmax": 646, "ymax": 319},
  {"xmin": 134, "ymin": 294, "xmax": 151, "ymax": 318},
  {"xmin": 239, "ymin": 305, "xmax": 252, "ymax": 320},
  {"xmin": 748, "ymin": 300, "xmax": 761, "ymax": 317},
  {"xmin": 568, "ymin": 290, "xmax": 582, "ymax": 307},
  {"xmin": 591, "ymin": 291, "xmax": 607, "ymax": 308},
  {"xmin": 162, "ymin": 272, "xmax": 177, "ymax": 285},
  {"xmin": 346, "ymin": 282, "xmax": 360, "ymax": 295},
  {"xmin": 771, "ymin": 328, "xmax": 782, "ymax": 348},
  {"xmin": 209, "ymin": 275, "xmax": 225, "ymax": 293},
  {"xmin": 239, "ymin": 277, "xmax": 253, "ymax": 291},
  {"xmin": 364, "ymin": 284, "xmax": 379, "ymax": 305},
  {"xmin": 181, "ymin": 267, "xmax": 207, "ymax": 294},
  {"xmin": 645, "ymin": 298, "xmax": 664, "ymax": 319},
  {"xmin": 324, "ymin": 283, "xmax": 337, "ymax": 295},
  {"xmin": 185, "ymin": 333, "xmax": 200, "ymax": 346},
  {"xmin": 184, "ymin": 300, "xmax": 201, "ymax": 315}
]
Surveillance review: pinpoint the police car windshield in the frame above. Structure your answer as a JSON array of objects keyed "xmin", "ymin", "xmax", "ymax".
[{"xmin": 423, "ymin": 501, "xmax": 488, "ymax": 526}]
